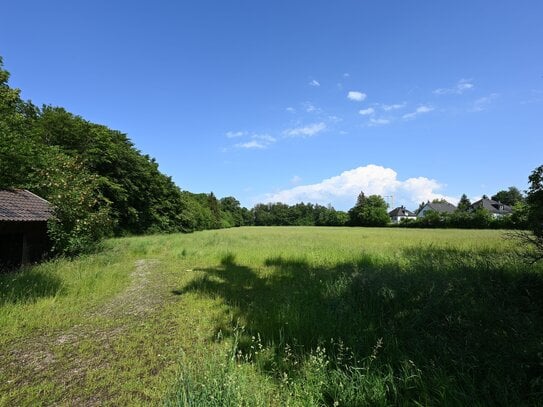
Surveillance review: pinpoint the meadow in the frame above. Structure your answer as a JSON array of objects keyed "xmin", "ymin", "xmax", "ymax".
[{"xmin": 1, "ymin": 227, "xmax": 542, "ymax": 406}]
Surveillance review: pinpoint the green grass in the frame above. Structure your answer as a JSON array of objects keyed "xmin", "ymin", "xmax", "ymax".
[{"xmin": 1, "ymin": 227, "xmax": 542, "ymax": 405}]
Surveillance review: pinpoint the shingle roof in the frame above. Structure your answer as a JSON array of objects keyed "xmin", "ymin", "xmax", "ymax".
[
  {"xmin": 471, "ymin": 198, "xmax": 513, "ymax": 215},
  {"xmin": 388, "ymin": 206, "xmax": 415, "ymax": 217},
  {"xmin": 0, "ymin": 190, "xmax": 53, "ymax": 222},
  {"xmin": 424, "ymin": 201, "xmax": 457, "ymax": 214}
]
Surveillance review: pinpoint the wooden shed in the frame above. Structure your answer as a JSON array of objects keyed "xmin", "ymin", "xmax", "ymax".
[{"xmin": 0, "ymin": 190, "xmax": 53, "ymax": 270}]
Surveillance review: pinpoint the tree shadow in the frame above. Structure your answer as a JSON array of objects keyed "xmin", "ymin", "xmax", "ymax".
[
  {"xmin": 179, "ymin": 247, "xmax": 543, "ymax": 404},
  {"xmin": 0, "ymin": 268, "xmax": 63, "ymax": 305}
]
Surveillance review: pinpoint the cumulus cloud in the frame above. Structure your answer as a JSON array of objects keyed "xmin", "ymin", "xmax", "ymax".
[
  {"xmin": 347, "ymin": 91, "xmax": 367, "ymax": 102},
  {"xmin": 433, "ymin": 79, "xmax": 474, "ymax": 95},
  {"xmin": 284, "ymin": 122, "xmax": 327, "ymax": 137},
  {"xmin": 309, "ymin": 79, "xmax": 320, "ymax": 87},
  {"xmin": 402, "ymin": 105, "xmax": 434, "ymax": 119},
  {"xmin": 359, "ymin": 107, "xmax": 375, "ymax": 116},
  {"xmin": 257, "ymin": 164, "xmax": 456, "ymax": 209}
]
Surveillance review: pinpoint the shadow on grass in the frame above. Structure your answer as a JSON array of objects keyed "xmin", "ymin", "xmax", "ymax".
[
  {"xmin": 180, "ymin": 247, "xmax": 543, "ymax": 404},
  {"xmin": 0, "ymin": 268, "xmax": 63, "ymax": 305}
]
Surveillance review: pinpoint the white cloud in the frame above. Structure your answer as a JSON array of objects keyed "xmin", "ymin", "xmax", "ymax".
[
  {"xmin": 257, "ymin": 164, "xmax": 456, "ymax": 209},
  {"xmin": 286, "ymin": 107, "xmax": 296, "ymax": 113},
  {"xmin": 232, "ymin": 133, "xmax": 276, "ymax": 149},
  {"xmin": 369, "ymin": 117, "xmax": 390, "ymax": 126},
  {"xmin": 236, "ymin": 140, "xmax": 267, "ymax": 149},
  {"xmin": 302, "ymin": 102, "xmax": 320, "ymax": 113},
  {"xmin": 471, "ymin": 93, "xmax": 499, "ymax": 112},
  {"xmin": 402, "ymin": 105, "xmax": 434, "ymax": 120},
  {"xmin": 433, "ymin": 79, "xmax": 474, "ymax": 95},
  {"xmin": 347, "ymin": 91, "xmax": 367, "ymax": 102},
  {"xmin": 284, "ymin": 122, "xmax": 327, "ymax": 137},
  {"xmin": 290, "ymin": 175, "xmax": 302, "ymax": 185},
  {"xmin": 226, "ymin": 131, "xmax": 247, "ymax": 138},
  {"xmin": 359, "ymin": 107, "xmax": 375, "ymax": 116},
  {"xmin": 253, "ymin": 134, "xmax": 276, "ymax": 143},
  {"xmin": 309, "ymin": 79, "xmax": 320, "ymax": 87},
  {"xmin": 343, "ymin": 73, "xmax": 350, "ymax": 78},
  {"xmin": 381, "ymin": 102, "xmax": 406, "ymax": 111}
]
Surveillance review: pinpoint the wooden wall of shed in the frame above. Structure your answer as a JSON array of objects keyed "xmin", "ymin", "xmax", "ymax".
[{"xmin": 0, "ymin": 221, "xmax": 50, "ymax": 270}]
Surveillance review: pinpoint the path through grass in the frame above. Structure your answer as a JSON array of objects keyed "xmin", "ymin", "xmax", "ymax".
[{"xmin": 1, "ymin": 227, "xmax": 542, "ymax": 405}]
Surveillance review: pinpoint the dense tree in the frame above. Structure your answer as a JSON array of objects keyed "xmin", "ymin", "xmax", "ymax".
[
  {"xmin": 492, "ymin": 187, "xmax": 524, "ymax": 206},
  {"xmin": 348, "ymin": 192, "xmax": 389, "ymax": 226},
  {"xmin": 522, "ymin": 165, "xmax": 543, "ymax": 262},
  {"xmin": 457, "ymin": 194, "xmax": 472, "ymax": 212},
  {"xmin": 220, "ymin": 197, "xmax": 244, "ymax": 227},
  {"xmin": 0, "ymin": 58, "xmax": 42, "ymax": 189},
  {"xmin": 250, "ymin": 202, "xmax": 348, "ymax": 227},
  {"xmin": 0, "ymin": 58, "xmax": 112, "ymax": 254}
]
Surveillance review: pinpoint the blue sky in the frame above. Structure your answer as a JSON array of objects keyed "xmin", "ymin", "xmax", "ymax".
[{"xmin": 2, "ymin": 1, "xmax": 542, "ymax": 210}]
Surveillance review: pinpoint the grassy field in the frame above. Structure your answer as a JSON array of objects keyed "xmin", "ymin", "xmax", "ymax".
[{"xmin": 1, "ymin": 227, "xmax": 542, "ymax": 405}]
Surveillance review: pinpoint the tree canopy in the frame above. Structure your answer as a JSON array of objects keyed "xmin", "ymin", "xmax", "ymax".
[
  {"xmin": 492, "ymin": 187, "xmax": 524, "ymax": 206},
  {"xmin": 348, "ymin": 192, "xmax": 389, "ymax": 226}
]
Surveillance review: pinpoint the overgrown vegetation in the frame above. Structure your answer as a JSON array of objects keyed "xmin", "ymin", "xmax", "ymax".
[{"xmin": 2, "ymin": 228, "xmax": 541, "ymax": 405}]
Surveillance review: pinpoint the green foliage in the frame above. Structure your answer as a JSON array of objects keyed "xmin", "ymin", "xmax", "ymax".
[
  {"xmin": 456, "ymin": 193, "xmax": 471, "ymax": 212},
  {"xmin": 348, "ymin": 192, "xmax": 389, "ymax": 226},
  {"xmin": 527, "ymin": 165, "xmax": 543, "ymax": 238},
  {"xmin": 251, "ymin": 202, "xmax": 348, "ymax": 226},
  {"xmin": 35, "ymin": 153, "xmax": 112, "ymax": 255},
  {"xmin": 492, "ymin": 186, "xmax": 524, "ymax": 206},
  {"xmin": 521, "ymin": 165, "xmax": 543, "ymax": 262},
  {"xmin": 401, "ymin": 205, "xmax": 528, "ymax": 230}
]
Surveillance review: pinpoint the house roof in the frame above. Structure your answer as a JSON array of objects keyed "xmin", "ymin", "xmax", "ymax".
[
  {"xmin": 0, "ymin": 190, "xmax": 53, "ymax": 222},
  {"xmin": 388, "ymin": 206, "xmax": 415, "ymax": 217},
  {"xmin": 422, "ymin": 201, "xmax": 457, "ymax": 214},
  {"xmin": 471, "ymin": 198, "xmax": 512, "ymax": 215}
]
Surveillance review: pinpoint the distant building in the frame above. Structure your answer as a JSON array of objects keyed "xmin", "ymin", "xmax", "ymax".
[
  {"xmin": 0, "ymin": 190, "xmax": 53, "ymax": 269},
  {"xmin": 417, "ymin": 201, "xmax": 457, "ymax": 218},
  {"xmin": 471, "ymin": 198, "xmax": 513, "ymax": 218},
  {"xmin": 388, "ymin": 206, "xmax": 417, "ymax": 224}
]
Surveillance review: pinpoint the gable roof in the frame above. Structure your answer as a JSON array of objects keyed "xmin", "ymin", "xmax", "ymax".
[
  {"xmin": 0, "ymin": 190, "xmax": 53, "ymax": 222},
  {"xmin": 388, "ymin": 206, "xmax": 415, "ymax": 217},
  {"xmin": 471, "ymin": 198, "xmax": 512, "ymax": 215},
  {"xmin": 422, "ymin": 201, "xmax": 457, "ymax": 214}
]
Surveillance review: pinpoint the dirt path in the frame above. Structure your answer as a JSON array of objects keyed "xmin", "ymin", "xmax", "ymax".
[{"xmin": 1, "ymin": 259, "xmax": 173, "ymax": 406}]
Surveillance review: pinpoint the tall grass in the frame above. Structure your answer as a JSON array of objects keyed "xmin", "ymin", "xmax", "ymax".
[
  {"xmin": 164, "ymin": 228, "xmax": 543, "ymax": 406},
  {"xmin": 2, "ymin": 227, "xmax": 542, "ymax": 405}
]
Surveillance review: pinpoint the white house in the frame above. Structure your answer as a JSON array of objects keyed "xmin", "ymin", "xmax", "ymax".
[{"xmin": 388, "ymin": 206, "xmax": 417, "ymax": 224}]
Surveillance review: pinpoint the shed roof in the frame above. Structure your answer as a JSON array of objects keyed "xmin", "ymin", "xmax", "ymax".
[{"xmin": 0, "ymin": 190, "xmax": 53, "ymax": 222}]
